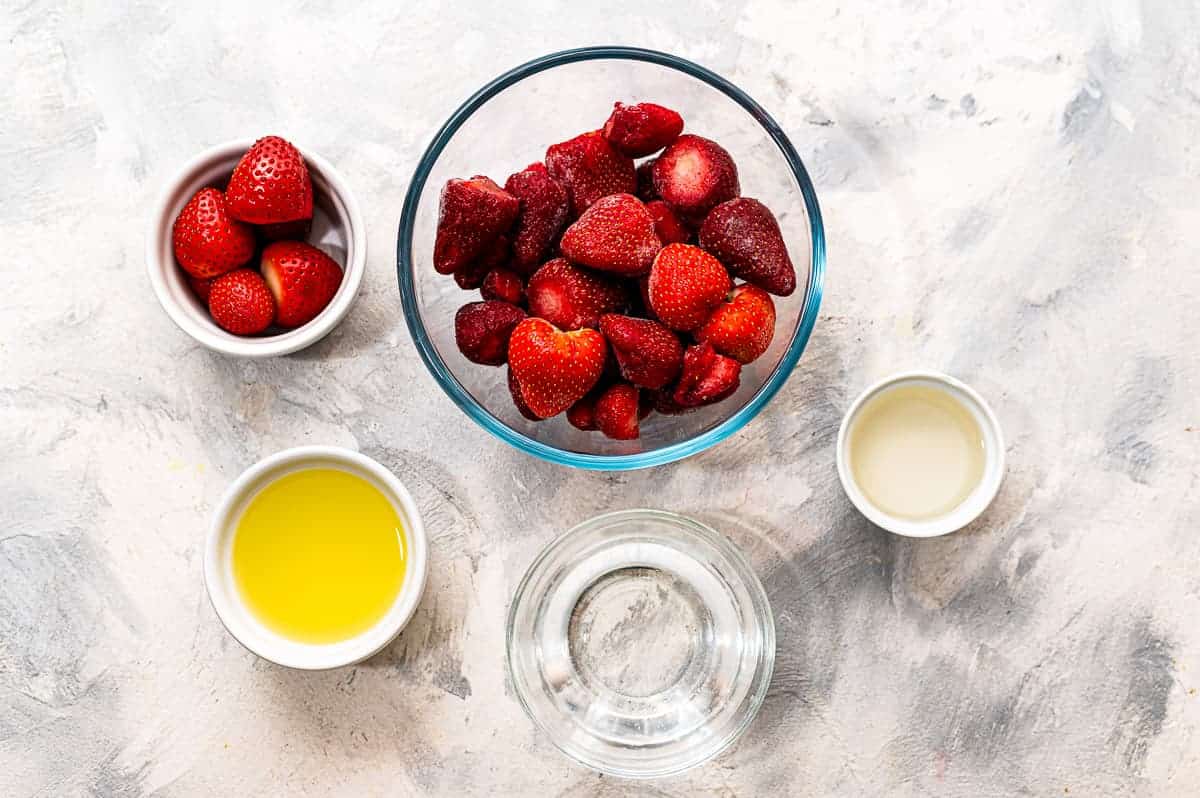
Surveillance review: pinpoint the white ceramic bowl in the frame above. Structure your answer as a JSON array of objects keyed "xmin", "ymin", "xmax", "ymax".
[
  {"xmin": 146, "ymin": 138, "xmax": 366, "ymax": 357},
  {"xmin": 836, "ymin": 371, "xmax": 1005, "ymax": 538},
  {"xmin": 204, "ymin": 446, "xmax": 427, "ymax": 669}
]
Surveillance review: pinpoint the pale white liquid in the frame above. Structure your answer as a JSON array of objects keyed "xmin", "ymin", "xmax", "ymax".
[{"xmin": 848, "ymin": 384, "xmax": 986, "ymax": 520}]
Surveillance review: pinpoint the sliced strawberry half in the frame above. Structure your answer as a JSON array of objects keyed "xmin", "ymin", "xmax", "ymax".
[
  {"xmin": 504, "ymin": 163, "xmax": 570, "ymax": 274},
  {"xmin": 594, "ymin": 382, "xmax": 642, "ymax": 440},
  {"xmin": 696, "ymin": 284, "xmax": 777, "ymax": 364},
  {"xmin": 454, "ymin": 300, "xmax": 526, "ymax": 366},
  {"xmin": 651, "ymin": 134, "xmax": 740, "ymax": 219},
  {"xmin": 602, "ymin": 102, "xmax": 685, "ymax": 158},
  {"xmin": 526, "ymin": 258, "xmax": 629, "ymax": 330},
  {"xmin": 208, "ymin": 269, "xmax": 276, "ymax": 335},
  {"xmin": 172, "ymin": 188, "xmax": 255, "ymax": 279},
  {"xmin": 508, "ymin": 318, "xmax": 607, "ymax": 418},
  {"xmin": 599, "ymin": 314, "xmax": 683, "ymax": 390},
  {"xmin": 260, "ymin": 241, "xmax": 343, "ymax": 328},
  {"xmin": 646, "ymin": 243, "xmax": 731, "ymax": 331},
  {"xmin": 559, "ymin": 193, "xmax": 660, "ymax": 276},
  {"xmin": 673, "ymin": 342, "xmax": 742, "ymax": 408},
  {"xmin": 434, "ymin": 177, "xmax": 519, "ymax": 275},
  {"xmin": 545, "ymin": 131, "xmax": 636, "ymax": 217},
  {"xmin": 226, "ymin": 136, "xmax": 313, "ymax": 225},
  {"xmin": 698, "ymin": 197, "xmax": 796, "ymax": 296}
]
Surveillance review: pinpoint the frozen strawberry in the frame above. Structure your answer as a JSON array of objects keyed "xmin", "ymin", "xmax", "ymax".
[
  {"xmin": 698, "ymin": 198, "xmax": 796, "ymax": 296},
  {"xmin": 208, "ymin": 269, "xmax": 275, "ymax": 335},
  {"xmin": 602, "ymin": 102, "xmax": 684, "ymax": 157},
  {"xmin": 171, "ymin": 188, "xmax": 255, "ymax": 279},
  {"xmin": 696, "ymin": 284, "xmax": 776, "ymax": 363},
  {"xmin": 454, "ymin": 300, "xmax": 526, "ymax": 366},
  {"xmin": 649, "ymin": 388, "xmax": 693, "ymax": 416},
  {"xmin": 545, "ymin": 131, "xmax": 636, "ymax": 217},
  {"xmin": 258, "ymin": 217, "xmax": 312, "ymax": 242},
  {"xmin": 599, "ymin": 314, "xmax": 683, "ymax": 390},
  {"xmin": 651, "ymin": 134, "xmax": 740, "ymax": 218},
  {"xmin": 646, "ymin": 200, "xmax": 690, "ymax": 244},
  {"xmin": 594, "ymin": 383, "xmax": 642, "ymax": 440},
  {"xmin": 454, "ymin": 234, "xmax": 510, "ymax": 289},
  {"xmin": 526, "ymin": 258, "xmax": 629, "ymax": 330},
  {"xmin": 508, "ymin": 367, "xmax": 541, "ymax": 421},
  {"xmin": 434, "ymin": 177, "xmax": 519, "ymax": 275},
  {"xmin": 226, "ymin": 136, "xmax": 313, "ymax": 224},
  {"xmin": 260, "ymin": 241, "xmax": 344, "ymax": 328},
  {"xmin": 646, "ymin": 243, "xmax": 731, "ymax": 331},
  {"xmin": 188, "ymin": 275, "xmax": 214, "ymax": 303},
  {"xmin": 504, "ymin": 163, "xmax": 570, "ymax": 274},
  {"xmin": 481, "ymin": 267, "xmax": 525, "ymax": 305},
  {"xmin": 508, "ymin": 318, "xmax": 607, "ymax": 418},
  {"xmin": 559, "ymin": 193, "xmax": 660, "ymax": 276},
  {"xmin": 673, "ymin": 342, "xmax": 741, "ymax": 407},
  {"xmin": 566, "ymin": 394, "xmax": 598, "ymax": 431},
  {"xmin": 636, "ymin": 160, "xmax": 659, "ymax": 202}
]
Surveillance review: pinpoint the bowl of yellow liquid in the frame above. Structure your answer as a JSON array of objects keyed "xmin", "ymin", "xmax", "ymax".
[
  {"xmin": 837, "ymin": 371, "xmax": 1005, "ymax": 537},
  {"xmin": 204, "ymin": 446, "xmax": 427, "ymax": 669}
]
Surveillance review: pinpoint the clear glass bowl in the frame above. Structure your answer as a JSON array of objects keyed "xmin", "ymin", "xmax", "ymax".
[
  {"xmin": 397, "ymin": 47, "xmax": 826, "ymax": 470},
  {"xmin": 506, "ymin": 510, "xmax": 775, "ymax": 778}
]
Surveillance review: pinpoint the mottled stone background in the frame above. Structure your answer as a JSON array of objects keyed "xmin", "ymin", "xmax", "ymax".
[{"xmin": 2, "ymin": 1, "xmax": 1198, "ymax": 795}]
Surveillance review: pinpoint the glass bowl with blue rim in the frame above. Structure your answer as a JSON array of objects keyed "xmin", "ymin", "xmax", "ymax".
[{"xmin": 397, "ymin": 46, "xmax": 825, "ymax": 470}]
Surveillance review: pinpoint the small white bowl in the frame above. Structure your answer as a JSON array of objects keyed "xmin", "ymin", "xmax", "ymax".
[
  {"xmin": 204, "ymin": 446, "xmax": 428, "ymax": 669},
  {"xmin": 836, "ymin": 371, "xmax": 1005, "ymax": 538},
  {"xmin": 146, "ymin": 138, "xmax": 366, "ymax": 358}
]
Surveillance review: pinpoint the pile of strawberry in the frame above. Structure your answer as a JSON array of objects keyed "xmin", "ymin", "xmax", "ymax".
[
  {"xmin": 436, "ymin": 102, "xmax": 796, "ymax": 441},
  {"xmin": 172, "ymin": 136, "xmax": 343, "ymax": 336}
]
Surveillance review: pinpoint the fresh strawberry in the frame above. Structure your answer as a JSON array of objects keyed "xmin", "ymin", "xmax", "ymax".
[
  {"xmin": 481, "ymin": 267, "xmax": 525, "ymax": 305},
  {"xmin": 698, "ymin": 198, "xmax": 796, "ymax": 296},
  {"xmin": 599, "ymin": 314, "xmax": 683, "ymax": 390},
  {"xmin": 508, "ymin": 318, "xmax": 607, "ymax": 418},
  {"xmin": 566, "ymin": 394, "xmax": 598, "ymax": 431},
  {"xmin": 636, "ymin": 160, "xmax": 659, "ymax": 202},
  {"xmin": 434, "ymin": 177, "xmax": 519, "ymax": 275},
  {"xmin": 559, "ymin": 193, "xmax": 660, "ymax": 276},
  {"xmin": 188, "ymin": 275, "xmax": 214, "ymax": 303},
  {"xmin": 258, "ymin": 217, "xmax": 313, "ymax": 242},
  {"xmin": 594, "ymin": 383, "xmax": 641, "ymax": 440},
  {"xmin": 208, "ymin": 269, "xmax": 276, "ymax": 335},
  {"xmin": 508, "ymin": 367, "xmax": 541, "ymax": 421},
  {"xmin": 504, "ymin": 163, "xmax": 569, "ymax": 274},
  {"xmin": 454, "ymin": 234, "xmax": 509, "ymax": 289},
  {"xmin": 646, "ymin": 243, "xmax": 731, "ymax": 331},
  {"xmin": 602, "ymin": 102, "xmax": 684, "ymax": 157},
  {"xmin": 454, "ymin": 300, "xmax": 526, "ymax": 366},
  {"xmin": 225, "ymin": 136, "xmax": 313, "ymax": 224},
  {"xmin": 526, "ymin": 258, "xmax": 628, "ymax": 330},
  {"xmin": 260, "ymin": 241, "xmax": 344, "ymax": 328},
  {"xmin": 651, "ymin": 134, "xmax": 740, "ymax": 218},
  {"xmin": 171, "ymin": 188, "xmax": 255, "ymax": 279},
  {"xmin": 696, "ymin": 284, "xmax": 776, "ymax": 364},
  {"xmin": 646, "ymin": 200, "xmax": 690, "ymax": 244},
  {"xmin": 673, "ymin": 342, "xmax": 742, "ymax": 407},
  {"xmin": 545, "ymin": 131, "xmax": 636, "ymax": 217}
]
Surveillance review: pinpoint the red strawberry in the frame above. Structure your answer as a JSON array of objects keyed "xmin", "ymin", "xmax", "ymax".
[
  {"xmin": 434, "ymin": 177, "xmax": 519, "ymax": 275},
  {"xmin": 208, "ymin": 269, "xmax": 276, "ymax": 335},
  {"xmin": 508, "ymin": 367, "xmax": 541, "ymax": 421},
  {"xmin": 649, "ymin": 388, "xmax": 693, "ymax": 416},
  {"xmin": 566, "ymin": 394, "xmax": 598, "ymax": 431},
  {"xmin": 260, "ymin": 241, "xmax": 344, "ymax": 328},
  {"xmin": 504, "ymin": 163, "xmax": 570, "ymax": 273},
  {"xmin": 226, "ymin": 136, "xmax": 313, "ymax": 224},
  {"xmin": 559, "ymin": 193, "xmax": 660, "ymax": 276},
  {"xmin": 526, "ymin": 258, "xmax": 628, "ymax": 330},
  {"xmin": 646, "ymin": 243, "xmax": 731, "ymax": 331},
  {"xmin": 696, "ymin": 284, "xmax": 776, "ymax": 363},
  {"xmin": 545, "ymin": 131, "xmax": 636, "ymax": 217},
  {"xmin": 651, "ymin": 135, "xmax": 740, "ymax": 218},
  {"xmin": 636, "ymin": 160, "xmax": 659, "ymax": 202},
  {"xmin": 594, "ymin": 383, "xmax": 641, "ymax": 440},
  {"xmin": 258, "ymin": 217, "xmax": 313, "ymax": 242},
  {"xmin": 481, "ymin": 267, "xmax": 525, "ymax": 305},
  {"xmin": 508, "ymin": 318, "xmax": 607, "ymax": 418},
  {"xmin": 698, "ymin": 198, "xmax": 796, "ymax": 296},
  {"xmin": 454, "ymin": 234, "xmax": 510, "ymax": 290},
  {"xmin": 646, "ymin": 200, "xmax": 690, "ymax": 244},
  {"xmin": 171, "ymin": 188, "xmax": 255, "ymax": 279},
  {"xmin": 599, "ymin": 314, "xmax": 683, "ymax": 390},
  {"xmin": 602, "ymin": 102, "xmax": 684, "ymax": 158},
  {"xmin": 188, "ymin": 275, "xmax": 214, "ymax": 303},
  {"xmin": 673, "ymin": 342, "xmax": 742, "ymax": 407},
  {"xmin": 454, "ymin": 300, "xmax": 526, "ymax": 366}
]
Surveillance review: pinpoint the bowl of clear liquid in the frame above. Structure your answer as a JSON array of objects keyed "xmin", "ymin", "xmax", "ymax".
[{"xmin": 506, "ymin": 509, "xmax": 775, "ymax": 778}]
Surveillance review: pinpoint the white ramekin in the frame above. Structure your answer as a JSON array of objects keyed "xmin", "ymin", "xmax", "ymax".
[
  {"xmin": 204, "ymin": 446, "xmax": 427, "ymax": 669},
  {"xmin": 146, "ymin": 138, "xmax": 366, "ymax": 357},
  {"xmin": 836, "ymin": 371, "xmax": 1005, "ymax": 538}
]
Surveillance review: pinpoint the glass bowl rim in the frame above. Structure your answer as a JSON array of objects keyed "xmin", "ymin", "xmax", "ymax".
[
  {"xmin": 397, "ymin": 45, "xmax": 827, "ymax": 471},
  {"xmin": 504, "ymin": 508, "xmax": 777, "ymax": 778}
]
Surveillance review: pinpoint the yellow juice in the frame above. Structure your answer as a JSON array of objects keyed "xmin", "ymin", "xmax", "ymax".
[{"xmin": 232, "ymin": 468, "xmax": 406, "ymax": 644}]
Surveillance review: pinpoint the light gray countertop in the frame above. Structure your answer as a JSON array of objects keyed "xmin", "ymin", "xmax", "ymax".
[{"xmin": 3, "ymin": 2, "xmax": 1198, "ymax": 795}]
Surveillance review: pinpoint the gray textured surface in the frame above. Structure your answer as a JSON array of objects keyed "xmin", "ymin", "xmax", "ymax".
[{"xmin": 2, "ymin": 1, "xmax": 1199, "ymax": 795}]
